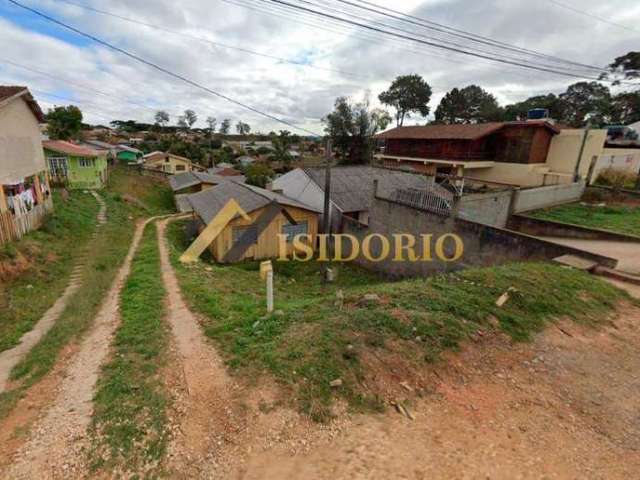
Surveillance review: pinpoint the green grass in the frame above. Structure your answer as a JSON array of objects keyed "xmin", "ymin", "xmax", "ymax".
[
  {"xmin": 529, "ymin": 202, "xmax": 640, "ymax": 237},
  {"xmin": 0, "ymin": 192, "xmax": 142, "ymax": 420},
  {"xmin": 0, "ymin": 190, "xmax": 99, "ymax": 353},
  {"xmin": 108, "ymin": 165, "xmax": 175, "ymax": 215},
  {"xmin": 88, "ymin": 223, "xmax": 169, "ymax": 476},
  {"xmin": 166, "ymin": 220, "xmax": 629, "ymax": 422}
]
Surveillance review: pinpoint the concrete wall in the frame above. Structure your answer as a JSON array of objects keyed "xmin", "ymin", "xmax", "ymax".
[
  {"xmin": 459, "ymin": 189, "xmax": 514, "ymax": 227},
  {"xmin": 546, "ymin": 129, "xmax": 607, "ymax": 178},
  {"xmin": 0, "ymin": 95, "xmax": 47, "ymax": 185},
  {"xmin": 512, "ymin": 182, "xmax": 585, "ymax": 213},
  {"xmin": 592, "ymin": 148, "xmax": 640, "ymax": 183},
  {"xmin": 339, "ymin": 196, "xmax": 617, "ymax": 278}
]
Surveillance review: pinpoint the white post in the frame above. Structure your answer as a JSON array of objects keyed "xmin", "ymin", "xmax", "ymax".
[{"xmin": 266, "ymin": 270, "xmax": 274, "ymax": 313}]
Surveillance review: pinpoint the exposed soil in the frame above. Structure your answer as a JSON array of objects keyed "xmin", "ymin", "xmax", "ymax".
[
  {"xmin": 226, "ymin": 303, "xmax": 640, "ymax": 479},
  {"xmin": 1, "ymin": 217, "xmax": 146, "ymax": 479}
]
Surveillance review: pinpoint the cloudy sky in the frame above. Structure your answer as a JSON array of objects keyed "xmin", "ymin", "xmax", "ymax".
[{"xmin": 1, "ymin": 0, "xmax": 639, "ymax": 134}]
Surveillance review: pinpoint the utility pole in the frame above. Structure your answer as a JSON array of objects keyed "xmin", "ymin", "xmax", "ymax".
[
  {"xmin": 573, "ymin": 124, "xmax": 590, "ymax": 182},
  {"xmin": 321, "ymin": 138, "xmax": 332, "ymax": 284}
]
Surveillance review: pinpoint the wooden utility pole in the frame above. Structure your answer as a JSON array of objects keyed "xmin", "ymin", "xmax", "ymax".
[{"xmin": 573, "ymin": 125, "xmax": 590, "ymax": 182}]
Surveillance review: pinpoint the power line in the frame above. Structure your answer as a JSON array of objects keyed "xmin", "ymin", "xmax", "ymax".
[
  {"xmin": 53, "ymin": 0, "xmax": 363, "ymax": 79},
  {"xmin": 7, "ymin": 0, "xmax": 322, "ymax": 136},
  {"xmin": 546, "ymin": 0, "xmax": 640, "ymax": 33},
  {"xmin": 292, "ymin": 0, "xmax": 601, "ymax": 75},
  {"xmin": 336, "ymin": 0, "xmax": 608, "ymax": 72},
  {"xmin": 262, "ymin": 0, "xmax": 638, "ymax": 84}
]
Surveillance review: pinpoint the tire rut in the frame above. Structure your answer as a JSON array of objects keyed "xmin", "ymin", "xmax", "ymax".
[{"xmin": 3, "ymin": 217, "xmax": 147, "ymax": 479}]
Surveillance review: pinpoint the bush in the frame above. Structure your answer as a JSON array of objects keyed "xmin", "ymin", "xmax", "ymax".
[
  {"xmin": 595, "ymin": 167, "xmax": 637, "ymax": 190},
  {"xmin": 0, "ymin": 242, "xmax": 18, "ymax": 260}
]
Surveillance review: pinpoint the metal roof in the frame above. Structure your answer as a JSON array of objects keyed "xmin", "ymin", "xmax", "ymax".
[
  {"xmin": 168, "ymin": 171, "xmax": 226, "ymax": 192},
  {"xmin": 303, "ymin": 166, "xmax": 428, "ymax": 213},
  {"xmin": 187, "ymin": 181, "xmax": 320, "ymax": 224},
  {"xmin": 42, "ymin": 140, "xmax": 98, "ymax": 157}
]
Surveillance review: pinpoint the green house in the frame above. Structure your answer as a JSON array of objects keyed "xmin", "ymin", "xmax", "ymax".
[
  {"xmin": 43, "ymin": 140, "xmax": 108, "ymax": 189},
  {"xmin": 116, "ymin": 145, "xmax": 143, "ymax": 164}
]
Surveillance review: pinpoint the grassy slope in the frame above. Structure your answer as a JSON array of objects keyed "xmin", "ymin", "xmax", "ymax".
[
  {"xmin": 108, "ymin": 165, "xmax": 175, "ymax": 215},
  {"xmin": 0, "ymin": 190, "xmax": 99, "ymax": 352},
  {"xmin": 529, "ymin": 202, "xmax": 640, "ymax": 237},
  {"xmin": 89, "ymin": 223, "xmax": 169, "ymax": 476},
  {"xmin": 0, "ymin": 192, "xmax": 141, "ymax": 419},
  {"xmin": 166, "ymin": 220, "xmax": 628, "ymax": 421}
]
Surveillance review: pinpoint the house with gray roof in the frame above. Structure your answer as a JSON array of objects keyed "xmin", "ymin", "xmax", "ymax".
[
  {"xmin": 272, "ymin": 166, "xmax": 428, "ymax": 229},
  {"xmin": 184, "ymin": 181, "xmax": 320, "ymax": 263}
]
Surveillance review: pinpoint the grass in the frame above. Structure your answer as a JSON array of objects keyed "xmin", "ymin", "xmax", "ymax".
[
  {"xmin": 108, "ymin": 165, "xmax": 175, "ymax": 215},
  {"xmin": 166, "ymin": 220, "xmax": 629, "ymax": 422},
  {"xmin": 529, "ymin": 202, "xmax": 640, "ymax": 237},
  {"xmin": 0, "ymin": 191, "xmax": 142, "ymax": 420},
  {"xmin": 89, "ymin": 223, "xmax": 169, "ymax": 476},
  {"xmin": 0, "ymin": 190, "xmax": 99, "ymax": 353}
]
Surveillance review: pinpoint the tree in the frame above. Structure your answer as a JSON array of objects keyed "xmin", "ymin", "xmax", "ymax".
[
  {"xmin": 434, "ymin": 85, "xmax": 503, "ymax": 124},
  {"xmin": 244, "ymin": 163, "xmax": 274, "ymax": 188},
  {"xmin": 559, "ymin": 81, "xmax": 612, "ymax": 127},
  {"xmin": 206, "ymin": 116, "xmax": 217, "ymax": 136},
  {"xmin": 154, "ymin": 110, "xmax": 170, "ymax": 130},
  {"xmin": 270, "ymin": 130, "xmax": 294, "ymax": 166},
  {"xmin": 378, "ymin": 74, "xmax": 432, "ymax": 126},
  {"xmin": 219, "ymin": 118, "xmax": 231, "ymax": 135},
  {"xmin": 236, "ymin": 121, "xmax": 251, "ymax": 135},
  {"xmin": 183, "ymin": 109, "xmax": 197, "ymax": 129},
  {"xmin": 46, "ymin": 105, "xmax": 83, "ymax": 140},
  {"xmin": 503, "ymin": 94, "xmax": 565, "ymax": 121},
  {"xmin": 177, "ymin": 116, "xmax": 188, "ymax": 131},
  {"xmin": 323, "ymin": 96, "xmax": 391, "ymax": 164},
  {"xmin": 610, "ymin": 91, "xmax": 640, "ymax": 125},
  {"xmin": 604, "ymin": 51, "xmax": 640, "ymax": 83}
]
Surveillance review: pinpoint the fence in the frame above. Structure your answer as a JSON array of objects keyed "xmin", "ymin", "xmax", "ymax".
[
  {"xmin": 390, "ymin": 184, "xmax": 455, "ymax": 217},
  {"xmin": 0, "ymin": 197, "xmax": 53, "ymax": 245}
]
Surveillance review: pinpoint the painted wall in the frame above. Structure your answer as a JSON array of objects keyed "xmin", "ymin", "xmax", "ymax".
[
  {"xmin": 209, "ymin": 205, "xmax": 319, "ymax": 262},
  {"xmin": 512, "ymin": 182, "xmax": 585, "ymax": 213},
  {"xmin": 145, "ymin": 154, "xmax": 193, "ymax": 174},
  {"xmin": 44, "ymin": 149, "xmax": 108, "ymax": 189},
  {"xmin": 546, "ymin": 129, "xmax": 607, "ymax": 178},
  {"xmin": 0, "ymin": 95, "xmax": 47, "ymax": 185},
  {"xmin": 592, "ymin": 148, "xmax": 640, "ymax": 183}
]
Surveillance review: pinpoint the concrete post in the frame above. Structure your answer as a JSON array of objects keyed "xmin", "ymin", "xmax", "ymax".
[{"xmin": 266, "ymin": 270, "xmax": 274, "ymax": 313}]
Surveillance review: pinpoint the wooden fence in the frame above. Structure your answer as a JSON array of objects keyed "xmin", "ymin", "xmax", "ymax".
[{"xmin": 0, "ymin": 197, "xmax": 53, "ymax": 246}]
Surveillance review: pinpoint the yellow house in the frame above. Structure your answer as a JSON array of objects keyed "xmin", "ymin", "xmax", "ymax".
[
  {"xmin": 143, "ymin": 151, "xmax": 200, "ymax": 174},
  {"xmin": 186, "ymin": 181, "xmax": 320, "ymax": 263}
]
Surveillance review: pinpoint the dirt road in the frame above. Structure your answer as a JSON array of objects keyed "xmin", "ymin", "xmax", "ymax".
[{"xmin": 3, "ymin": 219, "xmax": 146, "ymax": 479}]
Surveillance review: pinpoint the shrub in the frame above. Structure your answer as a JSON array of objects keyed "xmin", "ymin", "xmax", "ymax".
[
  {"xmin": 0, "ymin": 242, "xmax": 18, "ymax": 260},
  {"xmin": 595, "ymin": 167, "xmax": 637, "ymax": 190}
]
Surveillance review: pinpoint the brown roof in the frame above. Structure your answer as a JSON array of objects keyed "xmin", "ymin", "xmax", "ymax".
[
  {"xmin": 0, "ymin": 86, "xmax": 45, "ymax": 122},
  {"xmin": 376, "ymin": 121, "xmax": 559, "ymax": 141},
  {"xmin": 43, "ymin": 140, "xmax": 98, "ymax": 157}
]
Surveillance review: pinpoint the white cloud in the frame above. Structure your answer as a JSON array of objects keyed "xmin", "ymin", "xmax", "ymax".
[{"xmin": 2, "ymin": 0, "xmax": 639, "ymax": 132}]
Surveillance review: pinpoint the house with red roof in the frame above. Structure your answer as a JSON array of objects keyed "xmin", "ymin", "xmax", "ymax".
[
  {"xmin": 43, "ymin": 140, "xmax": 108, "ymax": 189},
  {"xmin": 0, "ymin": 86, "xmax": 53, "ymax": 243}
]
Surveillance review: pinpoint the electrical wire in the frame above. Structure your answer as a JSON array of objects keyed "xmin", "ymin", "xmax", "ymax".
[
  {"xmin": 546, "ymin": 0, "xmax": 640, "ymax": 33},
  {"xmin": 7, "ymin": 0, "xmax": 322, "ymax": 136}
]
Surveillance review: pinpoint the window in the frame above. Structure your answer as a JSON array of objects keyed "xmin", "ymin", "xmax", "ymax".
[
  {"xmin": 78, "ymin": 157, "xmax": 95, "ymax": 168},
  {"xmin": 232, "ymin": 224, "xmax": 258, "ymax": 246},
  {"xmin": 282, "ymin": 220, "xmax": 308, "ymax": 241},
  {"xmin": 48, "ymin": 157, "xmax": 68, "ymax": 176},
  {"xmin": 175, "ymin": 164, "xmax": 186, "ymax": 171}
]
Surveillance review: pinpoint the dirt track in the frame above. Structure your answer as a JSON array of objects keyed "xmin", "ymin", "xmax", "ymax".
[{"xmin": 2, "ymin": 219, "xmax": 146, "ymax": 480}]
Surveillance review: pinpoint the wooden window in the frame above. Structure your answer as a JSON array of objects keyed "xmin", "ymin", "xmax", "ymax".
[
  {"xmin": 282, "ymin": 220, "xmax": 308, "ymax": 241},
  {"xmin": 78, "ymin": 157, "xmax": 95, "ymax": 168},
  {"xmin": 232, "ymin": 224, "xmax": 258, "ymax": 246}
]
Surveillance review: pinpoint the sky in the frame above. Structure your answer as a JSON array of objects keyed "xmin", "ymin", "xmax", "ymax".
[{"xmin": 1, "ymin": 0, "xmax": 639, "ymax": 135}]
